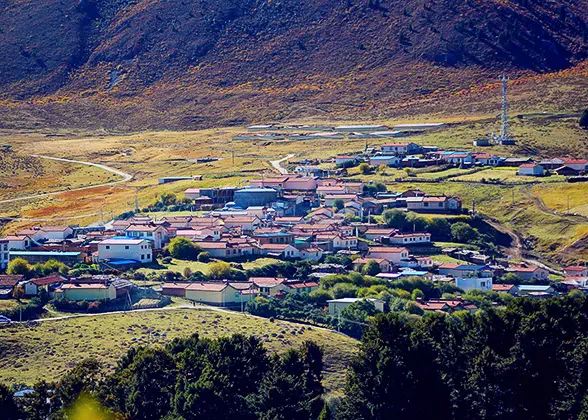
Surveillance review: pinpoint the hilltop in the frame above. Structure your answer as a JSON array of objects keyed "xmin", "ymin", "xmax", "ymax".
[{"xmin": 0, "ymin": 0, "xmax": 586, "ymax": 130}]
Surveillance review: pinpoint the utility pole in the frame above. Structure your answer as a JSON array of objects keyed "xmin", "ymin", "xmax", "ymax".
[
  {"xmin": 500, "ymin": 75, "xmax": 511, "ymax": 142},
  {"xmin": 568, "ymin": 195, "xmax": 571, "ymax": 214},
  {"xmin": 232, "ymin": 151, "xmax": 235, "ymax": 166},
  {"xmin": 512, "ymin": 189, "xmax": 515, "ymax": 205}
]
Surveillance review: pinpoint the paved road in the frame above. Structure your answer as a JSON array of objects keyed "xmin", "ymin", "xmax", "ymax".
[
  {"xmin": 0, "ymin": 155, "xmax": 133, "ymax": 204},
  {"xmin": 270, "ymin": 154, "xmax": 296, "ymax": 174}
]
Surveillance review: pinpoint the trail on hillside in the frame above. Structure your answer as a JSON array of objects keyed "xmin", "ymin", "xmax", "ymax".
[
  {"xmin": 270, "ymin": 154, "xmax": 296, "ymax": 174},
  {"xmin": 0, "ymin": 155, "xmax": 133, "ymax": 204}
]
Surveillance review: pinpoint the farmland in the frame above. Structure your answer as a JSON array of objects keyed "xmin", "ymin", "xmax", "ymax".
[{"xmin": 0, "ymin": 308, "xmax": 358, "ymax": 393}]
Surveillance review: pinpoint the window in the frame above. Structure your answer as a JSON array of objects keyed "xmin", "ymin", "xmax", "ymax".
[
  {"xmin": 125, "ymin": 246, "xmax": 129, "ymax": 250},
  {"xmin": 481, "ymin": 282, "xmax": 486, "ymax": 288},
  {"xmin": 105, "ymin": 245, "xmax": 110, "ymax": 250},
  {"xmin": 141, "ymin": 254, "xmax": 144, "ymax": 260},
  {"xmin": 424, "ymin": 202, "xmax": 429, "ymax": 207}
]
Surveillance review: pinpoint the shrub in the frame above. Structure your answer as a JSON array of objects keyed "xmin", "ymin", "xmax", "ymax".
[
  {"xmin": 166, "ymin": 237, "xmax": 201, "ymax": 261},
  {"xmin": 197, "ymin": 252, "xmax": 211, "ymax": 263}
]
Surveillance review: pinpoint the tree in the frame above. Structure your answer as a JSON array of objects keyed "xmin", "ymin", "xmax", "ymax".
[
  {"xmin": 6, "ymin": 257, "xmax": 30, "ymax": 276},
  {"xmin": 451, "ymin": 222, "xmax": 479, "ymax": 243},
  {"xmin": 166, "ymin": 237, "xmax": 200, "ymax": 260},
  {"xmin": 361, "ymin": 260, "xmax": 381, "ymax": 277},
  {"xmin": 358, "ymin": 163, "xmax": 371, "ymax": 175},
  {"xmin": 0, "ymin": 383, "xmax": 19, "ymax": 420},
  {"xmin": 411, "ymin": 288, "xmax": 424, "ymax": 300},
  {"xmin": 426, "ymin": 218, "xmax": 451, "ymax": 239},
  {"xmin": 208, "ymin": 261, "xmax": 232, "ymax": 279},
  {"xmin": 20, "ymin": 381, "xmax": 55, "ymax": 420},
  {"xmin": 333, "ymin": 199, "xmax": 345, "ymax": 211},
  {"xmin": 580, "ymin": 110, "xmax": 588, "ymax": 129},
  {"xmin": 339, "ymin": 300, "xmax": 380, "ymax": 338},
  {"xmin": 382, "ymin": 209, "xmax": 408, "ymax": 229},
  {"xmin": 377, "ymin": 164, "xmax": 387, "ymax": 175},
  {"xmin": 55, "ymin": 358, "xmax": 104, "ymax": 409},
  {"xmin": 197, "ymin": 252, "xmax": 211, "ymax": 263},
  {"xmin": 159, "ymin": 192, "xmax": 177, "ymax": 206},
  {"xmin": 319, "ymin": 400, "xmax": 332, "ymax": 420}
]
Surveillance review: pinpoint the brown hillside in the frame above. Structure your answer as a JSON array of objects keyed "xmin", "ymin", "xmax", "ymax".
[{"xmin": 0, "ymin": 0, "xmax": 586, "ymax": 129}]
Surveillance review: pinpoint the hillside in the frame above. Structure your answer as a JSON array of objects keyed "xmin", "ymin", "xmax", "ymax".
[{"xmin": 0, "ymin": 0, "xmax": 586, "ymax": 130}]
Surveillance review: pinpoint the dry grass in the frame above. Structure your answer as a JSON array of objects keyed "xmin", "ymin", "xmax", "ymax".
[{"xmin": 0, "ymin": 308, "xmax": 358, "ymax": 392}]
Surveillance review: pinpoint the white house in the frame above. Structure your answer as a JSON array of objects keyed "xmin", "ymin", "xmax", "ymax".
[
  {"xmin": 456, "ymin": 277, "xmax": 493, "ymax": 292},
  {"xmin": 0, "ymin": 239, "xmax": 8, "ymax": 270},
  {"xmin": 505, "ymin": 265, "xmax": 549, "ymax": 281},
  {"xmin": 388, "ymin": 233, "xmax": 432, "ymax": 245},
  {"xmin": 300, "ymin": 248, "xmax": 324, "ymax": 261},
  {"xmin": 327, "ymin": 298, "xmax": 385, "ymax": 315},
  {"xmin": 562, "ymin": 159, "xmax": 588, "ymax": 171},
  {"xmin": 23, "ymin": 275, "xmax": 66, "ymax": 296},
  {"xmin": 124, "ymin": 225, "xmax": 169, "ymax": 249},
  {"xmin": 380, "ymin": 143, "xmax": 420, "ymax": 155},
  {"xmin": 260, "ymin": 244, "xmax": 300, "ymax": 259},
  {"xmin": 368, "ymin": 247, "xmax": 410, "ymax": 263},
  {"xmin": 369, "ymin": 156, "xmax": 401, "ymax": 167},
  {"xmin": 564, "ymin": 265, "xmax": 588, "ymax": 277},
  {"xmin": 38, "ymin": 226, "xmax": 74, "ymax": 241},
  {"xmin": 98, "ymin": 238, "xmax": 153, "ymax": 264},
  {"xmin": 518, "ymin": 164, "xmax": 544, "ymax": 176},
  {"xmin": 3, "ymin": 235, "xmax": 32, "ymax": 250},
  {"xmin": 185, "ymin": 282, "xmax": 258, "ymax": 306}
]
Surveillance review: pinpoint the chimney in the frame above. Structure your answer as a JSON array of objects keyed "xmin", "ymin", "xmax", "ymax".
[{"xmin": 416, "ymin": 297, "xmax": 423, "ymax": 303}]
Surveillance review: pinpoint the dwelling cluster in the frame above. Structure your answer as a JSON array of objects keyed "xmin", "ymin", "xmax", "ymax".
[{"xmin": 0, "ymin": 273, "xmax": 133, "ymax": 302}]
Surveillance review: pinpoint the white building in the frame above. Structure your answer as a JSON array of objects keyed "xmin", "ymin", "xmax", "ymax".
[
  {"xmin": 98, "ymin": 238, "xmax": 152, "ymax": 264},
  {"xmin": 518, "ymin": 164, "xmax": 544, "ymax": 176},
  {"xmin": 124, "ymin": 225, "xmax": 169, "ymax": 249},
  {"xmin": 388, "ymin": 233, "xmax": 431, "ymax": 245},
  {"xmin": 368, "ymin": 247, "xmax": 410, "ymax": 263},
  {"xmin": 369, "ymin": 156, "xmax": 401, "ymax": 167},
  {"xmin": 327, "ymin": 298, "xmax": 385, "ymax": 315},
  {"xmin": 0, "ymin": 239, "xmax": 8, "ymax": 270},
  {"xmin": 456, "ymin": 277, "xmax": 493, "ymax": 292},
  {"xmin": 3, "ymin": 235, "xmax": 31, "ymax": 250}
]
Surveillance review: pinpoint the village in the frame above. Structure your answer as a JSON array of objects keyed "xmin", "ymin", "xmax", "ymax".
[{"xmin": 1, "ymin": 124, "xmax": 587, "ymax": 324}]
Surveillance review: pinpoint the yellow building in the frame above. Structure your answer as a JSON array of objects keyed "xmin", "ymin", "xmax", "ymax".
[
  {"xmin": 185, "ymin": 282, "xmax": 258, "ymax": 307},
  {"xmin": 55, "ymin": 283, "xmax": 117, "ymax": 301}
]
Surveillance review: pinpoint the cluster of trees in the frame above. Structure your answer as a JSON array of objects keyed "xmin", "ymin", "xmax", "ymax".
[
  {"xmin": 6, "ymin": 258, "xmax": 68, "ymax": 278},
  {"xmin": 337, "ymin": 295, "xmax": 588, "ymax": 419},
  {"xmin": 142, "ymin": 192, "xmax": 193, "ymax": 213},
  {"xmin": 1, "ymin": 334, "xmax": 325, "ymax": 420}
]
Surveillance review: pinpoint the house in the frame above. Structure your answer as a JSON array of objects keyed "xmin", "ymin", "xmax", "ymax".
[
  {"xmin": 538, "ymin": 158, "xmax": 566, "ymax": 169},
  {"xmin": 564, "ymin": 266, "xmax": 588, "ymax": 277},
  {"xmin": 124, "ymin": 224, "xmax": 169, "ymax": 249},
  {"xmin": 517, "ymin": 285, "xmax": 555, "ymax": 298},
  {"xmin": 323, "ymin": 194, "xmax": 359, "ymax": 207},
  {"xmin": 37, "ymin": 226, "xmax": 74, "ymax": 241},
  {"xmin": 367, "ymin": 247, "xmax": 409, "ymax": 263},
  {"xmin": 473, "ymin": 153, "xmax": 501, "ymax": 166},
  {"xmin": 260, "ymin": 244, "xmax": 300, "ymax": 259},
  {"xmin": 315, "ymin": 234, "xmax": 358, "ymax": 251},
  {"xmin": 439, "ymin": 263, "xmax": 493, "ymax": 278},
  {"xmin": 221, "ymin": 216, "xmax": 261, "ymax": 232},
  {"xmin": 502, "ymin": 157, "xmax": 533, "ymax": 167},
  {"xmin": 444, "ymin": 153, "xmax": 475, "ymax": 166},
  {"xmin": 327, "ymin": 298, "xmax": 385, "ymax": 315},
  {"xmin": 379, "ymin": 142, "xmax": 420, "ymax": 155},
  {"xmin": 0, "ymin": 239, "xmax": 8, "ymax": 270},
  {"xmin": 299, "ymin": 248, "xmax": 324, "ymax": 261},
  {"xmin": 369, "ymin": 156, "xmax": 401, "ymax": 167},
  {"xmin": 415, "ymin": 298, "xmax": 477, "ymax": 313},
  {"xmin": 518, "ymin": 164, "xmax": 544, "ymax": 176},
  {"xmin": 196, "ymin": 240, "xmax": 258, "ymax": 259},
  {"xmin": 15, "ymin": 228, "xmax": 46, "ymax": 243},
  {"xmin": 252, "ymin": 229, "xmax": 295, "ymax": 245},
  {"xmin": 456, "ymin": 277, "xmax": 493, "ymax": 292},
  {"xmin": 23, "ymin": 275, "xmax": 66, "ymax": 296},
  {"xmin": 554, "ymin": 166, "xmax": 581, "ymax": 176},
  {"xmin": 335, "ymin": 156, "xmax": 360, "ymax": 166},
  {"xmin": 284, "ymin": 280, "xmax": 319, "ymax": 294},
  {"xmin": 97, "ymin": 238, "xmax": 153, "ymax": 264},
  {"xmin": 406, "ymin": 196, "xmax": 462, "ymax": 213},
  {"xmin": 562, "ymin": 158, "xmax": 588, "ymax": 172},
  {"xmin": 317, "ymin": 185, "xmax": 348, "ymax": 196},
  {"xmin": 161, "ymin": 282, "xmax": 191, "ymax": 297},
  {"xmin": 55, "ymin": 282, "xmax": 117, "ymax": 301},
  {"xmin": 250, "ymin": 277, "xmax": 287, "ymax": 296},
  {"xmin": 505, "ymin": 265, "xmax": 549, "ymax": 281},
  {"xmin": 364, "ymin": 228, "xmax": 399, "ymax": 242},
  {"xmin": 0, "ymin": 275, "xmax": 23, "ymax": 299},
  {"xmin": 184, "ymin": 282, "xmax": 258, "ymax": 307},
  {"xmin": 354, "ymin": 258, "xmax": 392, "ymax": 273},
  {"xmin": 416, "ymin": 256, "xmax": 433, "ymax": 269},
  {"xmin": 492, "ymin": 284, "xmax": 519, "ymax": 295},
  {"xmin": 388, "ymin": 232, "xmax": 431, "ymax": 246},
  {"xmin": 3, "ymin": 235, "xmax": 31, "ymax": 251}
]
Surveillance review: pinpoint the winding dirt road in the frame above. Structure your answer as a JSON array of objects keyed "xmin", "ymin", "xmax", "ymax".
[
  {"xmin": 0, "ymin": 155, "xmax": 133, "ymax": 205},
  {"xmin": 270, "ymin": 154, "xmax": 296, "ymax": 174}
]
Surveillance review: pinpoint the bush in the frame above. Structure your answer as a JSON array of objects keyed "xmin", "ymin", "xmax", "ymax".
[
  {"xmin": 162, "ymin": 256, "xmax": 173, "ymax": 264},
  {"xmin": 166, "ymin": 237, "xmax": 201, "ymax": 261},
  {"xmin": 197, "ymin": 252, "xmax": 211, "ymax": 263},
  {"xmin": 358, "ymin": 163, "xmax": 372, "ymax": 174},
  {"xmin": 6, "ymin": 257, "xmax": 31, "ymax": 276}
]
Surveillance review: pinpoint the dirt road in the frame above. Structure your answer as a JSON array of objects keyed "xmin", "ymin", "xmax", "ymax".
[
  {"xmin": 270, "ymin": 154, "xmax": 296, "ymax": 174},
  {"xmin": 0, "ymin": 155, "xmax": 133, "ymax": 204}
]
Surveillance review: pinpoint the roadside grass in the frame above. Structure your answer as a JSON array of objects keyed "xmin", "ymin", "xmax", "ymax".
[
  {"xmin": 532, "ymin": 183, "xmax": 588, "ymax": 217},
  {"xmin": 0, "ymin": 309, "xmax": 358, "ymax": 392},
  {"xmin": 430, "ymin": 254, "xmax": 465, "ymax": 264},
  {"xmin": 453, "ymin": 168, "xmax": 566, "ymax": 184}
]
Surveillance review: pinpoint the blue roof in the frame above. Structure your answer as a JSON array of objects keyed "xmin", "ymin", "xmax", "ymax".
[
  {"xmin": 517, "ymin": 285, "xmax": 552, "ymax": 291},
  {"xmin": 456, "ymin": 265, "xmax": 489, "ymax": 271},
  {"xmin": 399, "ymin": 270, "xmax": 428, "ymax": 276},
  {"xmin": 108, "ymin": 259, "xmax": 141, "ymax": 265},
  {"xmin": 236, "ymin": 188, "xmax": 277, "ymax": 193}
]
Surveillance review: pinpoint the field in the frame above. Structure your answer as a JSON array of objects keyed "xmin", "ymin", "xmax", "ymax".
[{"xmin": 0, "ymin": 308, "xmax": 358, "ymax": 392}]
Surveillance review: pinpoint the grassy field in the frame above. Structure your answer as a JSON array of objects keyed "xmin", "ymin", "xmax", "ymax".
[
  {"xmin": 137, "ymin": 257, "xmax": 282, "ymax": 277},
  {"xmin": 453, "ymin": 168, "xmax": 567, "ymax": 184},
  {"xmin": 0, "ymin": 308, "xmax": 358, "ymax": 392}
]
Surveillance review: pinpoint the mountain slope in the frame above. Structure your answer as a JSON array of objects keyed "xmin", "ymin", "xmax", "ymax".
[{"xmin": 0, "ymin": 0, "xmax": 586, "ymax": 129}]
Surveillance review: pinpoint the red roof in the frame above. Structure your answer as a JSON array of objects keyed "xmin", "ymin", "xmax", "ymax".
[
  {"xmin": 519, "ymin": 164, "xmax": 539, "ymax": 168},
  {"xmin": 492, "ymin": 284, "xmax": 516, "ymax": 292},
  {"xmin": 31, "ymin": 275, "xmax": 65, "ymax": 286},
  {"xmin": 439, "ymin": 263, "xmax": 459, "ymax": 269},
  {"xmin": 368, "ymin": 247, "xmax": 409, "ymax": 254},
  {"xmin": 0, "ymin": 275, "xmax": 24, "ymax": 287},
  {"xmin": 286, "ymin": 281, "xmax": 319, "ymax": 289},
  {"xmin": 565, "ymin": 266, "xmax": 587, "ymax": 272},
  {"xmin": 186, "ymin": 282, "xmax": 228, "ymax": 292},
  {"xmin": 250, "ymin": 277, "xmax": 285, "ymax": 287}
]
